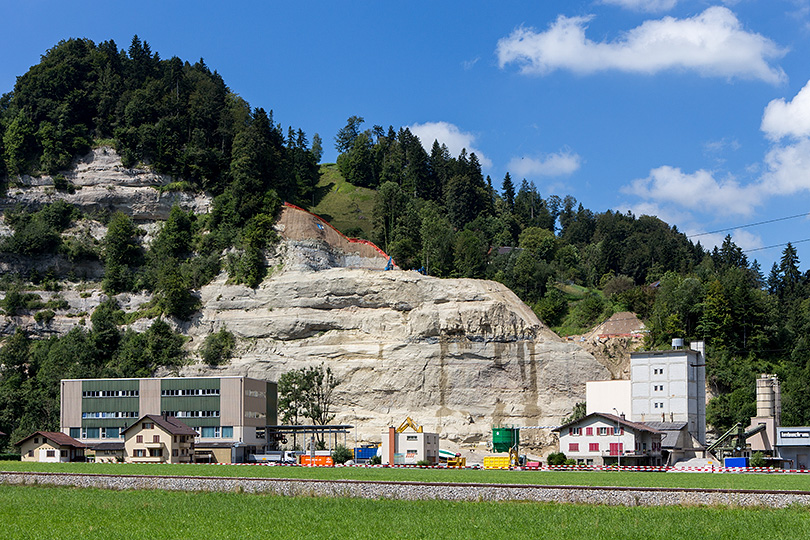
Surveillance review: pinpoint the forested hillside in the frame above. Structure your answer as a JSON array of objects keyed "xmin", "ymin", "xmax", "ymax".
[
  {"xmin": 332, "ymin": 116, "xmax": 810, "ymax": 434},
  {"xmin": 1, "ymin": 38, "xmax": 810, "ymax": 449}
]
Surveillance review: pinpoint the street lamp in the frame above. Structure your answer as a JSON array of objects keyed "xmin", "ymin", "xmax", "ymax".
[{"xmin": 613, "ymin": 408, "xmax": 621, "ymax": 468}]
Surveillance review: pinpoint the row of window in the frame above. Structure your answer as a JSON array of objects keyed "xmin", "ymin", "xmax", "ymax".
[
  {"xmin": 245, "ymin": 389, "xmax": 266, "ymax": 398},
  {"xmin": 653, "ymin": 385, "xmax": 665, "ymax": 391},
  {"xmin": 568, "ymin": 426, "xmax": 623, "ymax": 436},
  {"xmin": 653, "ymin": 402, "xmax": 666, "ymax": 409},
  {"xmin": 70, "ymin": 427, "xmax": 122, "ymax": 439},
  {"xmin": 161, "ymin": 388, "xmax": 220, "ymax": 396},
  {"xmin": 82, "ymin": 390, "xmax": 139, "ymax": 398},
  {"xmin": 81, "ymin": 411, "xmax": 138, "ymax": 419},
  {"xmin": 652, "ymin": 368, "xmax": 665, "ymax": 375},
  {"xmin": 196, "ymin": 426, "xmax": 234, "ymax": 438},
  {"xmin": 245, "ymin": 411, "xmax": 266, "ymax": 419},
  {"xmin": 132, "ymin": 448, "xmax": 163, "ymax": 457},
  {"xmin": 161, "ymin": 410, "xmax": 220, "ymax": 418}
]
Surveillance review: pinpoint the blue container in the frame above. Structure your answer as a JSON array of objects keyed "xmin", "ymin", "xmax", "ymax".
[
  {"xmin": 724, "ymin": 457, "xmax": 748, "ymax": 468},
  {"xmin": 354, "ymin": 447, "xmax": 378, "ymax": 461}
]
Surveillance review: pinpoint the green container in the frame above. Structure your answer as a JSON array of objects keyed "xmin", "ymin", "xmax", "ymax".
[{"xmin": 492, "ymin": 427, "xmax": 519, "ymax": 453}]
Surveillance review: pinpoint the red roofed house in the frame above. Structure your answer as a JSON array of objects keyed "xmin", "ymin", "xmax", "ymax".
[
  {"xmin": 123, "ymin": 414, "xmax": 196, "ymax": 464},
  {"xmin": 16, "ymin": 431, "xmax": 87, "ymax": 462},
  {"xmin": 553, "ymin": 412, "xmax": 663, "ymax": 467}
]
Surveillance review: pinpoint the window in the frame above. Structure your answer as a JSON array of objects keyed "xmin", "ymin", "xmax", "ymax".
[
  {"xmin": 153, "ymin": 435, "xmax": 160, "ymax": 443},
  {"xmin": 143, "ymin": 422, "xmax": 153, "ymax": 429},
  {"xmin": 136, "ymin": 435, "xmax": 143, "ymax": 444},
  {"xmin": 172, "ymin": 449, "xmax": 178, "ymax": 457},
  {"xmin": 568, "ymin": 443, "xmax": 579, "ymax": 452},
  {"xmin": 33, "ymin": 438, "xmax": 39, "ymax": 444},
  {"xmin": 589, "ymin": 443, "xmax": 599, "ymax": 452},
  {"xmin": 406, "ymin": 435, "xmax": 418, "ymax": 441},
  {"xmin": 149, "ymin": 448, "xmax": 163, "ymax": 457},
  {"xmin": 613, "ymin": 427, "xmax": 623, "ymax": 436},
  {"xmin": 60, "ymin": 450, "xmax": 67, "ymax": 457},
  {"xmin": 221, "ymin": 426, "xmax": 233, "ymax": 438},
  {"xmin": 46, "ymin": 450, "xmax": 55, "ymax": 458},
  {"xmin": 570, "ymin": 427, "xmax": 582, "ymax": 436},
  {"xmin": 133, "ymin": 449, "xmax": 146, "ymax": 457},
  {"xmin": 27, "ymin": 450, "xmax": 33, "ymax": 457},
  {"xmin": 598, "ymin": 427, "xmax": 609, "ymax": 436},
  {"xmin": 585, "ymin": 427, "xmax": 593, "ymax": 436},
  {"xmin": 69, "ymin": 428, "xmax": 80, "ymax": 439}
]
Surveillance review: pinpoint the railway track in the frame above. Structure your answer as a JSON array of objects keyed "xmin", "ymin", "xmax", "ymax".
[{"xmin": 2, "ymin": 470, "xmax": 809, "ymax": 507}]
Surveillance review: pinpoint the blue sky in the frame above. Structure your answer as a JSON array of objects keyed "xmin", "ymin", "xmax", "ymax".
[{"xmin": 3, "ymin": 0, "xmax": 810, "ymax": 272}]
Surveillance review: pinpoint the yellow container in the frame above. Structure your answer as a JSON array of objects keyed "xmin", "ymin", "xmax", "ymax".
[{"xmin": 483, "ymin": 456, "xmax": 511, "ymax": 469}]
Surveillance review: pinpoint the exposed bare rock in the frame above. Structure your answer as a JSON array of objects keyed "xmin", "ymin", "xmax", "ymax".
[
  {"xmin": 180, "ymin": 252, "xmax": 610, "ymax": 448},
  {"xmin": 1, "ymin": 146, "xmax": 211, "ymax": 220}
]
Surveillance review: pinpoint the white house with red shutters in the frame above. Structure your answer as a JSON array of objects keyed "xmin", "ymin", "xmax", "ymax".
[{"xmin": 553, "ymin": 412, "xmax": 663, "ymax": 467}]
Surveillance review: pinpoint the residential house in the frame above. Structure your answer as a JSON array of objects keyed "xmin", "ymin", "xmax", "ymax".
[
  {"xmin": 123, "ymin": 414, "xmax": 196, "ymax": 464},
  {"xmin": 554, "ymin": 412, "xmax": 663, "ymax": 466},
  {"xmin": 16, "ymin": 431, "xmax": 87, "ymax": 462}
]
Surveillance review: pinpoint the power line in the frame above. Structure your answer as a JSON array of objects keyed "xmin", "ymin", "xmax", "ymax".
[
  {"xmin": 743, "ymin": 238, "xmax": 810, "ymax": 254},
  {"xmin": 688, "ymin": 211, "xmax": 810, "ymax": 238}
]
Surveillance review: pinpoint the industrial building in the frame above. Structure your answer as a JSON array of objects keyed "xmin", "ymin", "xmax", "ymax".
[
  {"xmin": 60, "ymin": 376, "xmax": 277, "ymax": 462},
  {"xmin": 630, "ymin": 340, "xmax": 706, "ymax": 445},
  {"xmin": 578, "ymin": 340, "xmax": 707, "ymax": 466}
]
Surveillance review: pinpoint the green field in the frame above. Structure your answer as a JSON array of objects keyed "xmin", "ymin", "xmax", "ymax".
[
  {"xmin": 309, "ymin": 163, "xmax": 377, "ymax": 238},
  {"xmin": 3, "ymin": 462, "xmax": 810, "ymax": 491},
  {"xmin": 0, "ymin": 484, "xmax": 807, "ymax": 540}
]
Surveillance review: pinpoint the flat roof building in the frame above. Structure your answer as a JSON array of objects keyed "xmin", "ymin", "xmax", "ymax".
[{"xmin": 60, "ymin": 376, "xmax": 277, "ymax": 462}]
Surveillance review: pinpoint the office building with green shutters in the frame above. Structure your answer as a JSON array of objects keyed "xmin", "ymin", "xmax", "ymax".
[{"xmin": 60, "ymin": 376, "xmax": 277, "ymax": 462}]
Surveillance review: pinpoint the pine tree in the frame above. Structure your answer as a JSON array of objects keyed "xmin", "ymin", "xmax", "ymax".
[{"xmin": 502, "ymin": 173, "xmax": 515, "ymax": 210}]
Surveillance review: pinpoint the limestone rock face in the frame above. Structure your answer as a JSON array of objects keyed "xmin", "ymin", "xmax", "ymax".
[
  {"xmin": 1, "ymin": 146, "xmax": 211, "ymax": 220},
  {"xmin": 182, "ymin": 252, "xmax": 610, "ymax": 448}
]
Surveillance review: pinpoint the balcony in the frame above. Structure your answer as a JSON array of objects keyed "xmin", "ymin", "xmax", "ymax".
[{"xmin": 145, "ymin": 442, "xmax": 164, "ymax": 449}]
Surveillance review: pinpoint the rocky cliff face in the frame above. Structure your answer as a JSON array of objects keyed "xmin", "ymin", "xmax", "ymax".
[
  {"xmin": 180, "ymin": 241, "xmax": 610, "ymax": 451},
  {"xmin": 0, "ymin": 147, "xmax": 611, "ymax": 454}
]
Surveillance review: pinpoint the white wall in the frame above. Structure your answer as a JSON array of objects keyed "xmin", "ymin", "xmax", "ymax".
[{"xmin": 586, "ymin": 381, "xmax": 631, "ymax": 416}]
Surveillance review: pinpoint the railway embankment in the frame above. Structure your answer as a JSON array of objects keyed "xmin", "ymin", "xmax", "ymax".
[{"xmin": 3, "ymin": 471, "xmax": 809, "ymax": 508}]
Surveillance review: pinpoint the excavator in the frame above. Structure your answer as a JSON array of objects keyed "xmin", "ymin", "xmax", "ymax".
[{"xmin": 396, "ymin": 417, "xmax": 423, "ymax": 433}]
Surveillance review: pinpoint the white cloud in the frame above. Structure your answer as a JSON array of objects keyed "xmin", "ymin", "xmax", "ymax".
[
  {"xmin": 507, "ymin": 150, "xmax": 581, "ymax": 178},
  {"xmin": 408, "ymin": 121, "xmax": 492, "ymax": 168},
  {"xmin": 599, "ymin": 0, "xmax": 677, "ymax": 13},
  {"xmin": 760, "ymin": 138, "xmax": 810, "ymax": 195},
  {"xmin": 762, "ymin": 79, "xmax": 810, "ymax": 140},
  {"xmin": 496, "ymin": 7, "xmax": 787, "ymax": 83},
  {"xmin": 622, "ymin": 165, "xmax": 760, "ymax": 216}
]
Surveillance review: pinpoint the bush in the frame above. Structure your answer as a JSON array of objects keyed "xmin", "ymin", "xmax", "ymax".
[
  {"xmin": 750, "ymin": 451, "xmax": 767, "ymax": 468},
  {"xmin": 546, "ymin": 451, "xmax": 567, "ymax": 465},
  {"xmin": 0, "ymin": 454, "xmax": 21, "ymax": 461},
  {"xmin": 368, "ymin": 455, "xmax": 381, "ymax": 465},
  {"xmin": 200, "ymin": 329, "xmax": 236, "ymax": 366},
  {"xmin": 416, "ymin": 459, "xmax": 431, "ymax": 467},
  {"xmin": 34, "ymin": 309, "xmax": 55, "ymax": 325},
  {"xmin": 564, "ymin": 458, "xmax": 578, "ymax": 466},
  {"xmin": 331, "ymin": 445, "xmax": 353, "ymax": 465}
]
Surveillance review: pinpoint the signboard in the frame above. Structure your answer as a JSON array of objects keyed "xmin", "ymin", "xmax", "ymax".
[{"xmin": 298, "ymin": 455, "xmax": 334, "ymax": 466}]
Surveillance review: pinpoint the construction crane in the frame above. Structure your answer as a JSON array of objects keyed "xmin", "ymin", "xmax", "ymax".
[{"xmin": 396, "ymin": 417, "xmax": 423, "ymax": 433}]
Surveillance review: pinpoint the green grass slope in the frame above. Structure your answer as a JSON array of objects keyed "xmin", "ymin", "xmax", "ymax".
[{"xmin": 309, "ymin": 164, "xmax": 377, "ymax": 239}]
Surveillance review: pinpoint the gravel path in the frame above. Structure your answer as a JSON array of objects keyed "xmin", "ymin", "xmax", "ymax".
[{"xmin": 2, "ymin": 471, "xmax": 810, "ymax": 507}]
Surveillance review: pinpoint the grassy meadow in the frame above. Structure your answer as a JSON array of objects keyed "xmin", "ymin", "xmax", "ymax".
[
  {"xmin": 2, "ymin": 461, "xmax": 810, "ymax": 491},
  {"xmin": 310, "ymin": 163, "xmax": 377, "ymax": 238},
  {"xmin": 1, "ymin": 483, "xmax": 808, "ymax": 540}
]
